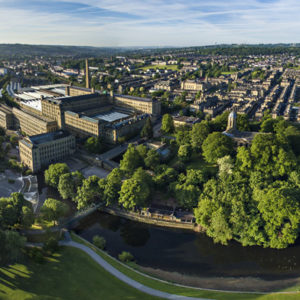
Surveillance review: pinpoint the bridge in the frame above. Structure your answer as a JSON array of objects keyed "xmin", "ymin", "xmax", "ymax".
[{"xmin": 62, "ymin": 203, "xmax": 104, "ymax": 229}]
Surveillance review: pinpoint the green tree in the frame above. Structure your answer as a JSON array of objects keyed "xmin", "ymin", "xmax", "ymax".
[
  {"xmin": 173, "ymin": 182, "xmax": 200, "ymax": 209},
  {"xmin": 21, "ymin": 206, "xmax": 34, "ymax": 228},
  {"xmin": 118, "ymin": 251, "xmax": 134, "ymax": 262},
  {"xmin": 58, "ymin": 171, "xmax": 84, "ymax": 200},
  {"xmin": 41, "ymin": 198, "xmax": 68, "ymax": 225},
  {"xmin": 45, "ymin": 163, "xmax": 69, "ymax": 188},
  {"xmin": 237, "ymin": 114, "xmax": 250, "ymax": 131},
  {"xmin": 260, "ymin": 118, "xmax": 276, "ymax": 133},
  {"xmin": 190, "ymin": 121, "xmax": 210, "ymax": 151},
  {"xmin": 284, "ymin": 125, "xmax": 300, "ymax": 156},
  {"xmin": 144, "ymin": 149, "xmax": 160, "ymax": 170},
  {"xmin": 132, "ymin": 168, "xmax": 153, "ymax": 189},
  {"xmin": 202, "ymin": 132, "xmax": 234, "ymax": 163},
  {"xmin": 120, "ymin": 144, "xmax": 142, "ymax": 174},
  {"xmin": 119, "ymin": 178, "xmax": 150, "ymax": 210},
  {"xmin": 76, "ymin": 175, "xmax": 103, "ymax": 209},
  {"xmin": 236, "ymin": 146, "xmax": 252, "ymax": 173},
  {"xmin": 154, "ymin": 166, "xmax": 178, "ymax": 189},
  {"xmin": 140, "ymin": 117, "xmax": 153, "ymax": 139},
  {"xmin": 257, "ymin": 185, "xmax": 300, "ymax": 249},
  {"xmin": 178, "ymin": 144, "xmax": 192, "ymax": 162},
  {"xmin": 84, "ymin": 137, "xmax": 103, "ymax": 154},
  {"xmin": 211, "ymin": 112, "xmax": 229, "ymax": 132},
  {"xmin": 93, "ymin": 235, "xmax": 106, "ymax": 249},
  {"xmin": 175, "ymin": 126, "xmax": 191, "ymax": 146},
  {"xmin": 136, "ymin": 144, "xmax": 148, "ymax": 163},
  {"xmin": 103, "ymin": 168, "xmax": 123, "ymax": 205},
  {"xmin": 251, "ymin": 134, "xmax": 296, "ymax": 177},
  {"xmin": 161, "ymin": 113, "xmax": 174, "ymax": 134},
  {"xmin": 194, "ymin": 176, "xmax": 255, "ymax": 246},
  {"xmin": 217, "ymin": 155, "xmax": 234, "ymax": 177}
]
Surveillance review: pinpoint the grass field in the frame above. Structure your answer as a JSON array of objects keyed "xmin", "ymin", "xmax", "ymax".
[
  {"xmin": 0, "ymin": 247, "xmax": 160, "ymax": 300},
  {"xmin": 139, "ymin": 65, "xmax": 178, "ymax": 71},
  {"xmin": 71, "ymin": 233, "xmax": 300, "ymax": 300}
]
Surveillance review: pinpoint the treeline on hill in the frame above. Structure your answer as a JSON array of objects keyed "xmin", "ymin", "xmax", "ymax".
[
  {"xmin": 0, "ymin": 44, "xmax": 134, "ymax": 59},
  {"xmin": 1, "ymin": 44, "xmax": 300, "ymax": 60},
  {"xmin": 44, "ymin": 111, "xmax": 300, "ymax": 249}
]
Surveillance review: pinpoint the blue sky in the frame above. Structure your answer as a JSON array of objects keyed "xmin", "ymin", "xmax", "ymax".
[{"xmin": 0, "ymin": 0, "xmax": 299, "ymax": 46}]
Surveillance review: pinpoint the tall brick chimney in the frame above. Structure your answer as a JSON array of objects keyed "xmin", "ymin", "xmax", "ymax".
[{"xmin": 85, "ymin": 58, "xmax": 90, "ymax": 89}]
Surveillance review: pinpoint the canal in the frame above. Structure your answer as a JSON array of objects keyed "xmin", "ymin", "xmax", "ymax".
[{"xmin": 75, "ymin": 210, "xmax": 300, "ymax": 280}]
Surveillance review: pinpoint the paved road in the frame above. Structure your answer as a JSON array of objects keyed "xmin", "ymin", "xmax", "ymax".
[{"xmin": 60, "ymin": 239, "xmax": 212, "ymax": 300}]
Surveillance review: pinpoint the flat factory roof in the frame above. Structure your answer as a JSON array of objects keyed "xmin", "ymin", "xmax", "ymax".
[
  {"xmin": 21, "ymin": 99, "xmax": 42, "ymax": 111},
  {"xmin": 29, "ymin": 130, "xmax": 71, "ymax": 145},
  {"xmin": 94, "ymin": 111, "xmax": 129, "ymax": 122}
]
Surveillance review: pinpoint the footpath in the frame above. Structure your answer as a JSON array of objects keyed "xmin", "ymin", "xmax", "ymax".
[{"xmin": 59, "ymin": 233, "xmax": 211, "ymax": 300}]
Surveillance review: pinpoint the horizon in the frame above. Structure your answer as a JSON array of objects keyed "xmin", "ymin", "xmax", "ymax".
[
  {"xmin": 0, "ymin": 0, "xmax": 300, "ymax": 47},
  {"xmin": 1, "ymin": 42, "xmax": 300, "ymax": 49}
]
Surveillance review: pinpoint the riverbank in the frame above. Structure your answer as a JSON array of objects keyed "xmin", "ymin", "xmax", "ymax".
[
  {"xmin": 101, "ymin": 207, "xmax": 202, "ymax": 232},
  {"xmin": 71, "ymin": 232, "xmax": 300, "ymax": 298},
  {"xmin": 139, "ymin": 266, "xmax": 300, "ymax": 293},
  {"xmin": 76, "ymin": 210, "xmax": 300, "ymax": 281}
]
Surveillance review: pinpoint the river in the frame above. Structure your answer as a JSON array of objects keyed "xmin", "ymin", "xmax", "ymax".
[{"xmin": 75, "ymin": 210, "xmax": 300, "ymax": 280}]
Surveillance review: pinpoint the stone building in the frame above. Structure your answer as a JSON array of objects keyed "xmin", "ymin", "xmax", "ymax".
[
  {"xmin": 19, "ymin": 130, "xmax": 75, "ymax": 172},
  {"xmin": 0, "ymin": 104, "xmax": 14, "ymax": 129},
  {"xmin": 13, "ymin": 107, "xmax": 58, "ymax": 136},
  {"xmin": 223, "ymin": 109, "xmax": 259, "ymax": 147}
]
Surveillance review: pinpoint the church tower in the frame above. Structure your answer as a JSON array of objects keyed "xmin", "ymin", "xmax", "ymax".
[{"xmin": 226, "ymin": 109, "xmax": 237, "ymax": 133}]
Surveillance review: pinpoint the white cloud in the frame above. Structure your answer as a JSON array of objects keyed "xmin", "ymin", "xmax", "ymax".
[{"xmin": 0, "ymin": 0, "xmax": 299, "ymax": 46}]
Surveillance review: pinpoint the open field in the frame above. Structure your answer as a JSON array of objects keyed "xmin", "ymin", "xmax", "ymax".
[
  {"xmin": 139, "ymin": 65, "xmax": 179, "ymax": 71},
  {"xmin": 0, "ymin": 247, "xmax": 160, "ymax": 300},
  {"xmin": 70, "ymin": 232, "xmax": 300, "ymax": 300}
]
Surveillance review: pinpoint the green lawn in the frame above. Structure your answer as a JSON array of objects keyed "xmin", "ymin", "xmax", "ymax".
[
  {"xmin": 139, "ymin": 65, "xmax": 178, "ymax": 71},
  {"xmin": 0, "ymin": 247, "xmax": 161, "ymax": 300},
  {"xmin": 71, "ymin": 233, "xmax": 300, "ymax": 300}
]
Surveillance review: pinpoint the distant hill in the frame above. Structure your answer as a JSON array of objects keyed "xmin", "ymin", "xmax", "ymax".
[
  {"xmin": 0, "ymin": 44, "xmax": 137, "ymax": 58},
  {"xmin": 0, "ymin": 43, "xmax": 300, "ymax": 59}
]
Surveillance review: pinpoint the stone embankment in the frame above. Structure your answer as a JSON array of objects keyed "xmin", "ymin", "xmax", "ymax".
[{"xmin": 101, "ymin": 207, "xmax": 203, "ymax": 232}]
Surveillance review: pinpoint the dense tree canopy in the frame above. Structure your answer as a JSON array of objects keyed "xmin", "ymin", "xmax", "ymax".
[
  {"xmin": 103, "ymin": 168, "xmax": 123, "ymax": 205},
  {"xmin": 120, "ymin": 144, "xmax": 143, "ymax": 174},
  {"xmin": 161, "ymin": 114, "xmax": 174, "ymax": 134},
  {"xmin": 41, "ymin": 198, "xmax": 68, "ymax": 225},
  {"xmin": 58, "ymin": 171, "xmax": 84, "ymax": 200},
  {"xmin": 119, "ymin": 178, "xmax": 150, "ymax": 210},
  {"xmin": 190, "ymin": 121, "xmax": 210, "ymax": 151},
  {"xmin": 202, "ymin": 132, "xmax": 234, "ymax": 163},
  {"xmin": 75, "ymin": 175, "xmax": 103, "ymax": 209},
  {"xmin": 45, "ymin": 163, "xmax": 69, "ymax": 188}
]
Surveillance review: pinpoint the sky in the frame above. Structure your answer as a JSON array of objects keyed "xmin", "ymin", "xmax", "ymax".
[{"xmin": 0, "ymin": 0, "xmax": 300, "ymax": 47}]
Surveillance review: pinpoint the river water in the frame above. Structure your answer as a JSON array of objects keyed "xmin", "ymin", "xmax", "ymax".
[{"xmin": 75, "ymin": 211, "xmax": 300, "ymax": 279}]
